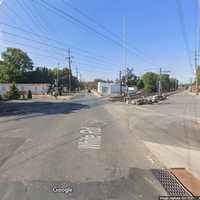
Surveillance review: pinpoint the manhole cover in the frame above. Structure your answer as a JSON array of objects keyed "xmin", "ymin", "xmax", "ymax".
[{"xmin": 152, "ymin": 169, "xmax": 191, "ymax": 196}]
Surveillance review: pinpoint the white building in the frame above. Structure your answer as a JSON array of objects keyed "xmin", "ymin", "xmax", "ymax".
[
  {"xmin": 0, "ymin": 83, "xmax": 49, "ymax": 95},
  {"xmin": 97, "ymin": 82, "xmax": 128, "ymax": 95}
]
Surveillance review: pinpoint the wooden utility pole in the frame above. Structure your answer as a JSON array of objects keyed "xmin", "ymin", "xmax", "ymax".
[
  {"xmin": 158, "ymin": 68, "xmax": 170, "ymax": 96},
  {"xmin": 75, "ymin": 66, "xmax": 79, "ymax": 92},
  {"xmin": 76, "ymin": 66, "xmax": 78, "ymax": 79},
  {"xmin": 66, "ymin": 48, "xmax": 73, "ymax": 93},
  {"xmin": 195, "ymin": 49, "xmax": 199, "ymax": 95},
  {"xmin": 56, "ymin": 63, "xmax": 59, "ymax": 93},
  {"xmin": 158, "ymin": 68, "xmax": 162, "ymax": 96},
  {"xmin": 120, "ymin": 70, "xmax": 122, "ymax": 96},
  {"xmin": 122, "ymin": 16, "xmax": 127, "ymax": 95}
]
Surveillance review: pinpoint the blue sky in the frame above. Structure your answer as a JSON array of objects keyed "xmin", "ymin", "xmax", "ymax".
[{"xmin": 0, "ymin": 0, "xmax": 198, "ymax": 82}]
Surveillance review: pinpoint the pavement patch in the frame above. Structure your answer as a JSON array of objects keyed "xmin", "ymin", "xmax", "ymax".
[{"xmin": 0, "ymin": 137, "xmax": 26, "ymax": 167}]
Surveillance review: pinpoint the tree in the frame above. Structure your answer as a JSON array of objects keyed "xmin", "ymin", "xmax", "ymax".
[
  {"xmin": 142, "ymin": 72, "xmax": 158, "ymax": 93},
  {"xmin": 6, "ymin": 82, "xmax": 20, "ymax": 99},
  {"xmin": 170, "ymin": 78, "xmax": 178, "ymax": 91},
  {"xmin": 160, "ymin": 74, "xmax": 170, "ymax": 92},
  {"xmin": 122, "ymin": 68, "xmax": 138, "ymax": 86},
  {"xmin": 197, "ymin": 66, "xmax": 200, "ymax": 86},
  {"xmin": 22, "ymin": 67, "xmax": 54, "ymax": 83},
  {"xmin": 136, "ymin": 79, "xmax": 144, "ymax": 89},
  {"xmin": 0, "ymin": 47, "xmax": 81, "ymax": 92},
  {"xmin": 27, "ymin": 90, "xmax": 32, "ymax": 99},
  {"xmin": 0, "ymin": 60, "xmax": 9, "ymax": 83},
  {"xmin": 2, "ymin": 48, "xmax": 33, "ymax": 72},
  {"xmin": 0, "ymin": 48, "xmax": 33, "ymax": 82}
]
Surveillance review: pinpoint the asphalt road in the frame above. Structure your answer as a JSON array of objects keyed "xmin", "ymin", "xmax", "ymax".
[
  {"xmin": 124, "ymin": 91, "xmax": 200, "ymax": 180},
  {"xmin": 1, "ymin": 91, "xmax": 198, "ymax": 199}
]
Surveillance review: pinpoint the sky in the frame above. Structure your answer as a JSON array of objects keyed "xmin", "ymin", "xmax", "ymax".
[{"xmin": 0, "ymin": 0, "xmax": 198, "ymax": 82}]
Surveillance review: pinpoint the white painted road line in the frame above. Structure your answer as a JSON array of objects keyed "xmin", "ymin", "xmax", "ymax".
[
  {"xmin": 78, "ymin": 135, "xmax": 101, "ymax": 149},
  {"xmin": 78, "ymin": 127, "xmax": 102, "ymax": 150},
  {"xmin": 80, "ymin": 127, "xmax": 102, "ymax": 135}
]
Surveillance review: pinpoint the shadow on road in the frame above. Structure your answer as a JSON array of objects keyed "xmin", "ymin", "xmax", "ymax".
[
  {"xmin": 0, "ymin": 168, "xmax": 165, "ymax": 199},
  {"xmin": 0, "ymin": 101, "xmax": 89, "ymax": 118}
]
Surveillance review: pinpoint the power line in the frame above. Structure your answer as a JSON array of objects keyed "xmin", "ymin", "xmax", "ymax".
[
  {"xmin": 38, "ymin": 0, "xmax": 158, "ymax": 66},
  {"xmin": 1, "ymin": 38, "xmax": 155, "ymax": 79},
  {"xmin": 38, "ymin": 0, "xmax": 123, "ymax": 46},
  {"xmin": 2, "ymin": 38, "xmax": 65, "ymax": 57},
  {"xmin": 74, "ymin": 61, "xmax": 116, "ymax": 73},
  {"xmin": 176, "ymin": 0, "xmax": 194, "ymax": 73},
  {"xmin": 3, "ymin": 0, "xmax": 57, "ymax": 63},
  {"xmin": 197, "ymin": 0, "xmax": 200, "ymax": 59},
  {"xmin": 71, "ymin": 51, "xmax": 118, "ymax": 67},
  {"xmin": 15, "ymin": 0, "xmax": 47, "ymax": 35},
  {"xmin": 196, "ymin": 0, "xmax": 200, "ymax": 94},
  {"xmin": 2, "ymin": 0, "xmax": 160, "ymax": 72},
  {"xmin": 1, "ymin": 36, "xmax": 117, "ymax": 71},
  {"xmin": 0, "ymin": 22, "xmax": 120, "ymax": 65},
  {"xmin": 62, "ymin": 0, "xmax": 157, "ymax": 66},
  {"xmin": 2, "ymin": 30, "xmax": 69, "ymax": 52},
  {"xmin": 22, "ymin": 0, "xmax": 49, "ymax": 33},
  {"xmin": 122, "ymin": 16, "xmax": 127, "ymax": 70},
  {"xmin": 2, "ymin": 30, "xmax": 121, "ymax": 68},
  {"xmin": 3, "ymin": 1, "xmax": 36, "ymax": 34},
  {"xmin": 0, "ymin": 43, "xmax": 64, "ymax": 62},
  {"xmin": 62, "ymin": 0, "xmax": 120, "ymax": 41},
  {"xmin": 0, "ymin": 43, "xmax": 114, "ymax": 78},
  {"xmin": 2, "ymin": 37, "xmax": 119, "ymax": 73},
  {"xmin": 1, "ymin": 0, "xmax": 161, "ymax": 73},
  {"xmin": 3, "ymin": 34, "xmax": 152, "ymax": 75}
]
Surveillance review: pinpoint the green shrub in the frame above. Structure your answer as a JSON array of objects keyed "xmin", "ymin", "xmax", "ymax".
[
  {"xmin": 137, "ymin": 79, "xmax": 144, "ymax": 89},
  {"xmin": 6, "ymin": 82, "xmax": 20, "ymax": 100},
  {"xmin": 27, "ymin": 90, "xmax": 32, "ymax": 99}
]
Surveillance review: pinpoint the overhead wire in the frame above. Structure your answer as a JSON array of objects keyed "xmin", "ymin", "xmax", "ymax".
[
  {"xmin": 2, "ymin": 0, "xmax": 162, "ymax": 78},
  {"xmin": 1, "ymin": 29, "xmax": 119, "ymax": 67},
  {"xmin": 176, "ymin": 0, "xmax": 194, "ymax": 73},
  {"xmin": 0, "ymin": 22, "xmax": 120, "ymax": 65},
  {"xmin": 197, "ymin": 0, "xmax": 200, "ymax": 57},
  {"xmin": 38, "ymin": 0, "xmax": 158, "ymax": 66},
  {"xmin": 62, "ymin": 0, "xmax": 120, "ymax": 41},
  {"xmin": 0, "ymin": 43, "xmax": 63, "ymax": 62},
  {"xmin": 61, "ymin": 0, "xmax": 158, "ymax": 66},
  {"xmin": 0, "ymin": 43, "xmax": 114, "ymax": 76},
  {"xmin": 1, "ymin": 0, "xmax": 119, "ymax": 79},
  {"xmin": 2, "ymin": 35, "xmax": 118, "ymax": 71},
  {"xmin": 21, "ymin": 0, "xmax": 49, "ymax": 34},
  {"xmin": 15, "ymin": 0, "xmax": 47, "ymax": 35},
  {"xmin": 3, "ymin": 1, "xmax": 36, "ymax": 34}
]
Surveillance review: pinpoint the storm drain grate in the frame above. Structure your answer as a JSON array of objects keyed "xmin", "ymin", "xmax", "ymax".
[{"xmin": 152, "ymin": 169, "xmax": 191, "ymax": 196}]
